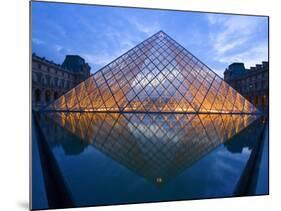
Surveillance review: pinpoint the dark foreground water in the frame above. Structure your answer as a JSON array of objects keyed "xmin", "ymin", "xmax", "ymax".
[{"xmin": 32, "ymin": 112, "xmax": 267, "ymax": 209}]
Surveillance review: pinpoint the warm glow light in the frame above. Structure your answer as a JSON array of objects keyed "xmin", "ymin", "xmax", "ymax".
[
  {"xmin": 47, "ymin": 31, "xmax": 258, "ymax": 114},
  {"xmin": 45, "ymin": 111, "xmax": 259, "ymax": 183}
]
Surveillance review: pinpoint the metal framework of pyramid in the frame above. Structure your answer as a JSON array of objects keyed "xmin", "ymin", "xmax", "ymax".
[{"xmin": 46, "ymin": 31, "xmax": 258, "ymax": 114}]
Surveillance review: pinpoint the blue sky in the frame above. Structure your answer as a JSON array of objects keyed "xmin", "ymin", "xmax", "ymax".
[{"xmin": 32, "ymin": 2, "xmax": 268, "ymax": 76}]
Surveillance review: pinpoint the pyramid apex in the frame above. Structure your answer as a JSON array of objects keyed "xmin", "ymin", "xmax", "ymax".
[
  {"xmin": 154, "ymin": 30, "xmax": 168, "ymax": 38},
  {"xmin": 157, "ymin": 30, "xmax": 165, "ymax": 33},
  {"xmin": 47, "ymin": 29, "xmax": 259, "ymax": 114}
]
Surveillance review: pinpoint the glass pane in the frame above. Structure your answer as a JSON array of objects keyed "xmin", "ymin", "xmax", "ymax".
[{"xmin": 46, "ymin": 31, "xmax": 257, "ymax": 114}]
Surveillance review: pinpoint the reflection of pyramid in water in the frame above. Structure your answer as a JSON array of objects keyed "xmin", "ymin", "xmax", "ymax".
[
  {"xmin": 47, "ymin": 31, "xmax": 258, "ymax": 113},
  {"xmin": 45, "ymin": 112, "xmax": 259, "ymax": 185}
]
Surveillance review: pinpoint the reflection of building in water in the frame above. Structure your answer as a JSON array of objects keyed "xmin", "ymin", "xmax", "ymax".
[
  {"xmin": 46, "ymin": 31, "xmax": 258, "ymax": 114},
  {"xmin": 35, "ymin": 113, "xmax": 88, "ymax": 155},
  {"xmin": 224, "ymin": 118, "xmax": 265, "ymax": 153},
  {"xmin": 40, "ymin": 112, "xmax": 259, "ymax": 185}
]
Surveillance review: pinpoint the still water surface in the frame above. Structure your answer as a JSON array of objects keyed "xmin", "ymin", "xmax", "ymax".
[{"xmin": 35, "ymin": 112, "xmax": 264, "ymax": 207}]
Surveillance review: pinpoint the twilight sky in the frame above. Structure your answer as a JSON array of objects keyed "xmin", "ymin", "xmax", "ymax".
[{"xmin": 32, "ymin": 1, "xmax": 268, "ymax": 76}]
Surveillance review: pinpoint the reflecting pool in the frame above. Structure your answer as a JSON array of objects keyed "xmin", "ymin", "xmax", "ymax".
[{"xmin": 33, "ymin": 112, "xmax": 266, "ymax": 209}]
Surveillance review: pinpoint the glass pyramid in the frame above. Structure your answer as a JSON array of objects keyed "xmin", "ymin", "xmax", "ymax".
[{"xmin": 47, "ymin": 31, "xmax": 258, "ymax": 114}]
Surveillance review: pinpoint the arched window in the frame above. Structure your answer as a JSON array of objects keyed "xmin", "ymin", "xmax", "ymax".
[
  {"xmin": 35, "ymin": 89, "xmax": 41, "ymax": 103},
  {"xmin": 45, "ymin": 90, "xmax": 51, "ymax": 103}
]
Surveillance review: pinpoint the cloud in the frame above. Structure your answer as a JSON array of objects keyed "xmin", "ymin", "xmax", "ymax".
[
  {"xmin": 127, "ymin": 17, "xmax": 160, "ymax": 36},
  {"xmin": 77, "ymin": 17, "xmax": 156, "ymax": 71},
  {"xmin": 218, "ymin": 43, "xmax": 268, "ymax": 68},
  {"xmin": 81, "ymin": 52, "xmax": 117, "ymax": 67},
  {"xmin": 32, "ymin": 37, "xmax": 44, "ymax": 45},
  {"xmin": 53, "ymin": 44, "xmax": 63, "ymax": 52},
  {"xmin": 80, "ymin": 41, "xmax": 134, "ymax": 69},
  {"xmin": 50, "ymin": 22, "xmax": 67, "ymax": 38},
  {"xmin": 214, "ymin": 37, "xmax": 248, "ymax": 55},
  {"xmin": 80, "ymin": 31, "xmax": 139, "ymax": 70},
  {"xmin": 32, "ymin": 4, "xmax": 160, "ymax": 73},
  {"xmin": 207, "ymin": 14, "xmax": 264, "ymax": 55},
  {"xmin": 81, "ymin": 38, "xmax": 137, "ymax": 69},
  {"xmin": 206, "ymin": 14, "xmax": 268, "ymax": 69},
  {"xmin": 210, "ymin": 67, "xmax": 226, "ymax": 78}
]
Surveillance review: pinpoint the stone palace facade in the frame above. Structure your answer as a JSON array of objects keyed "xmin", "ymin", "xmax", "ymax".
[
  {"xmin": 32, "ymin": 53, "xmax": 91, "ymax": 109},
  {"xmin": 224, "ymin": 61, "xmax": 269, "ymax": 113}
]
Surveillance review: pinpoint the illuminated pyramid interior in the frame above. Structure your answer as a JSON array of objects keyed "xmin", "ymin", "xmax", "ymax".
[{"xmin": 47, "ymin": 31, "xmax": 258, "ymax": 114}]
